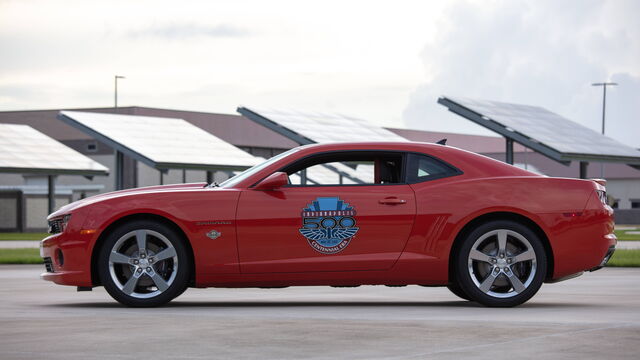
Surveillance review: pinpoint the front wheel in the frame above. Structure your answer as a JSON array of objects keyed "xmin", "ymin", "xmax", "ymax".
[
  {"xmin": 454, "ymin": 220, "xmax": 547, "ymax": 307},
  {"xmin": 446, "ymin": 283, "xmax": 470, "ymax": 301},
  {"xmin": 98, "ymin": 220, "xmax": 190, "ymax": 307}
]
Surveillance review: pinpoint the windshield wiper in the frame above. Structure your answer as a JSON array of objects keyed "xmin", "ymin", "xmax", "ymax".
[{"xmin": 205, "ymin": 182, "xmax": 219, "ymax": 188}]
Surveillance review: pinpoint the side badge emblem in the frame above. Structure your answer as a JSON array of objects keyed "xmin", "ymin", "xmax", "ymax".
[
  {"xmin": 206, "ymin": 230, "xmax": 221, "ymax": 240},
  {"xmin": 299, "ymin": 196, "xmax": 358, "ymax": 254}
]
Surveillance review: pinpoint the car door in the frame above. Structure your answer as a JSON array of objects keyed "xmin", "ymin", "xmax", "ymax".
[{"xmin": 235, "ymin": 151, "xmax": 417, "ymax": 273}]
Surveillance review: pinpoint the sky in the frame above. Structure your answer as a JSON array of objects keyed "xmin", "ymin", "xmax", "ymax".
[{"xmin": 0, "ymin": 0, "xmax": 638, "ymax": 147}]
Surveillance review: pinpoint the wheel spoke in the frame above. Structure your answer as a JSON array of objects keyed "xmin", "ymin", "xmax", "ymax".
[
  {"xmin": 109, "ymin": 251, "xmax": 132, "ymax": 264},
  {"xmin": 122, "ymin": 271, "xmax": 142, "ymax": 295},
  {"xmin": 153, "ymin": 247, "xmax": 177, "ymax": 262},
  {"xmin": 497, "ymin": 230, "xmax": 508, "ymax": 253},
  {"xmin": 505, "ymin": 270, "xmax": 526, "ymax": 293},
  {"xmin": 135, "ymin": 230, "xmax": 147, "ymax": 253},
  {"xmin": 512, "ymin": 249, "xmax": 535, "ymax": 264},
  {"xmin": 149, "ymin": 271, "xmax": 170, "ymax": 291},
  {"xmin": 478, "ymin": 271, "xmax": 499, "ymax": 293},
  {"xmin": 469, "ymin": 249, "xmax": 493, "ymax": 263}
]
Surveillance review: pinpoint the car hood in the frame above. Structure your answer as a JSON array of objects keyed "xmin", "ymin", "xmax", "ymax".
[{"xmin": 48, "ymin": 182, "xmax": 209, "ymax": 219}]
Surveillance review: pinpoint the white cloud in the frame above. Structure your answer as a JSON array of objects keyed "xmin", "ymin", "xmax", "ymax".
[
  {"xmin": 127, "ymin": 23, "xmax": 250, "ymax": 39},
  {"xmin": 403, "ymin": 0, "xmax": 640, "ymax": 147},
  {"xmin": 0, "ymin": 0, "xmax": 637, "ymax": 148}
]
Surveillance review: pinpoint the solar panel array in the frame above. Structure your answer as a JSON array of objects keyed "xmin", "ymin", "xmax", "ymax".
[
  {"xmin": 59, "ymin": 111, "xmax": 259, "ymax": 171},
  {"xmin": 441, "ymin": 96, "xmax": 640, "ymax": 160},
  {"xmin": 0, "ymin": 123, "xmax": 108, "ymax": 175},
  {"xmin": 238, "ymin": 106, "xmax": 406, "ymax": 144}
]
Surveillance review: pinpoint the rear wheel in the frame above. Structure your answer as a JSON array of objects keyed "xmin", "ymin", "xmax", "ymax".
[
  {"xmin": 454, "ymin": 220, "xmax": 547, "ymax": 307},
  {"xmin": 98, "ymin": 220, "xmax": 190, "ymax": 307}
]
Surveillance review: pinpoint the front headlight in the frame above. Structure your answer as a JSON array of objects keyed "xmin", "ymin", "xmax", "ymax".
[{"xmin": 47, "ymin": 214, "xmax": 72, "ymax": 234}]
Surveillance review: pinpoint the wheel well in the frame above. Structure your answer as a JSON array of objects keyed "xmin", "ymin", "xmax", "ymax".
[
  {"xmin": 90, "ymin": 213, "xmax": 196, "ymax": 287},
  {"xmin": 448, "ymin": 212, "xmax": 554, "ymax": 283}
]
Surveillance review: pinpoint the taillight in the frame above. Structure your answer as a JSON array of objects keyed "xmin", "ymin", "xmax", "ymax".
[{"xmin": 596, "ymin": 190, "xmax": 607, "ymax": 205}]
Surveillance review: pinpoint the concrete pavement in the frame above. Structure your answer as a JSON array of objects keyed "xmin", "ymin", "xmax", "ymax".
[
  {"xmin": 615, "ymin": 240, "xmax": 640, "ymax": 249},
  {"xmin": 1, "ymin": 265, "xmax": 639, "ymax": 359}
]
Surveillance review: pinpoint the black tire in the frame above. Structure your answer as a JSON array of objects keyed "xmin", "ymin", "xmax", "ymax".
[
  {"xmin": 98, "ymin": 220, "xmax": 190, "ymax": 307},
  {"xmin": 454, "ymin": 220, "xmax": 547, "ymax": 307},
  {"xmin": 446, "ymin": 283, "xmax": 471, "ymax": 301}
]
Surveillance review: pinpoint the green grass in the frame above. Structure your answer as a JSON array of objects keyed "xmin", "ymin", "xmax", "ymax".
[
  {"xmin": 0, "ymin": 248, "xmax": 42, "ymax": 264},
  {"xmin": 0, "ymin": 233, "xmax": 48, "ymax": 241},
  {"xmin": 606, "ymin": 249, "xmax": 640, "ymax": 267},
  {"xmin": 614, "ymin": 226, "xmax": 640, "ymax": 241}
]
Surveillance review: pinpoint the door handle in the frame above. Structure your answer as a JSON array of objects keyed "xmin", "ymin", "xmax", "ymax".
[{"xmin": 379, "ymin": 197, "xmax": 407, "ymax": 205}]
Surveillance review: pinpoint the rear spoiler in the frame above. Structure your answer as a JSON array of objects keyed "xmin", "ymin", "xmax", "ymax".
[{"xmin": 591, "ymin": 178, "xmax": 607, "ymax": 187}]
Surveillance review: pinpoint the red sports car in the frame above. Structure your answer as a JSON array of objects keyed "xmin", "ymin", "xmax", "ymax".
[{"xmin": 41, "ymin": 142, "xmax": 616, "ymax": 307}]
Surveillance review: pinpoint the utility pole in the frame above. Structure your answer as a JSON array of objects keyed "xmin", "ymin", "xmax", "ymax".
[
  {"xmin": 592, "ymin": 82, "xmax": 617, "ymax": 178},
  {"xmin": 115, "ymin": 75, "xmax": 126, "ymax": 108}
]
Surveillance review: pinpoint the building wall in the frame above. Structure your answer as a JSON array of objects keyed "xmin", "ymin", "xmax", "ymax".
[
  {"xmin": 607, "ymin": 179, "xmax": 640, "ymax": 209},
  {"xmin": 25, "ymin": 195, "xmax": 71, "ymax": 230},
  {"xmin": 0, "ymin": 194, "xmax": 19, "ymax": 230}
]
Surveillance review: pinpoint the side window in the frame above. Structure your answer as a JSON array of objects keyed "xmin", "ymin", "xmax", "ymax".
[
  {"xmin": 406, "ymin": 153, "xmax": 460, "ymax": 183},
  {"xmin": 283, "ymin": 152, "xmax": 404, "ymax": 186}
]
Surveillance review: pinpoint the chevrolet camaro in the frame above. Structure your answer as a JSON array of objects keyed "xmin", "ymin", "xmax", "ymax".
[{"xmin": 41, "ymin": 142, "xmax": 616, "ymax": 307}]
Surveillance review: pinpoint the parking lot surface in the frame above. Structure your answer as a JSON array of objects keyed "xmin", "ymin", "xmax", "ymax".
[{"xmin": 1, "ymin": 265, "xmax": 639, "ymax": 359}]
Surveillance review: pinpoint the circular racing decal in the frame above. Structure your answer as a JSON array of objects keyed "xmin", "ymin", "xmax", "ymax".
[{"xmin": 299, "ymin": 196, "xmax": 359, "ymax": 254}]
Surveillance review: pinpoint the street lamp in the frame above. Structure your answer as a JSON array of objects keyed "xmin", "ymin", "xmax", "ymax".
[
  {"xmin": 592, "ymin": 82, "xmax": 618, "ymax": 134},
  {"xmin": 115, "ymin": 75, "xmax": 126, "ymax": 108},
  {"xmin": 592, "ymin": 81, "xmax": 618, "ymax": 178}
]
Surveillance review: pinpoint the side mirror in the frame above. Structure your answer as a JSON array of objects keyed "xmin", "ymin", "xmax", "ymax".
[{"xmin": 253, "ymin": 172, "xmax": 289, "ymax": 190}]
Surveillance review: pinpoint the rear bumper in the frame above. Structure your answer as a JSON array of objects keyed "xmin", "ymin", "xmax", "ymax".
[
  {"xmin": 540, "ymin": 202, "xmax": 616, "ymax": 280},
  {"xmin": 589, "ymin": 245, "xmax": 616, "ymax": 272},
  {"xmin": 40, "ymin": 232, "xmax": 94, "ymax": 287}
]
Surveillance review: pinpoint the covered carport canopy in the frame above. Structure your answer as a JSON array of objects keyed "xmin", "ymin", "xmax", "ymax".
[
  {"xmin": 58, "ymin": 111, "xmax": 260, "ymax": 189},
  {"xmin": 0, "ymin": 123, "xmax": 109, "ymax": 215},
  {"xmin": 437, "ymin": 96, "xmax": 640, "ymax": 178}
]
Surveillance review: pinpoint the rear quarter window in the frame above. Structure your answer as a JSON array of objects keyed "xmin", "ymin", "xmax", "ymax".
[{"xmin": 406, "ymin": 153, "xmax": 461, "ymax": 183}]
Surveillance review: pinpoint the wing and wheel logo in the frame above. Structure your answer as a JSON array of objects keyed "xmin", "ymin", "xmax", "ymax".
[{"xmin": 299, "ymin": 196, "xmax": 359, "ymax": 254}]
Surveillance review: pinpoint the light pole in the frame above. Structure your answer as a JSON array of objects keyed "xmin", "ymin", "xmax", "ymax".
[
  {"xmin": 592, "ymin": 81, "xmax": 617, "ymax": 178},
  {"xmin": 115, "ymin": 75, "xmax": 126, "ymax": 108}
]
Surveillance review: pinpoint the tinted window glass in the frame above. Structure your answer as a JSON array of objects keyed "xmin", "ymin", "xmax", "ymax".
[
  {"xmin": 406, "ymin": 153, "xmax": 459, "ymax": 183},
  {"xmin": 283, "ymin": 152, "xmax": 403, "ymax": 186}
]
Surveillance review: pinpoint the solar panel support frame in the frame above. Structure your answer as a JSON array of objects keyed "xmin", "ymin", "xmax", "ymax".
[
  {"xmin": 579, "ymin": 161, "xmax": 589, "ymax": 179},
  {"xmin": 47, "ymin": 175, "xmax": 55, "ymax": 214},
  {"xmin": 506, "ymin": 138, "xmax": 514, "ymax": 165}
]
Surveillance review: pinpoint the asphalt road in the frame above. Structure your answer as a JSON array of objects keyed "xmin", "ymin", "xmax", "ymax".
[{"xmin": 1, "ymin": 265, "xmax": 639, "ymax": 360}]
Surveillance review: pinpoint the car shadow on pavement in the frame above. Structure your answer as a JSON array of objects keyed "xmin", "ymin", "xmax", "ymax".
[{"xmin": 43, "ymin": 300, "xmax": 599, "ymax": 309}]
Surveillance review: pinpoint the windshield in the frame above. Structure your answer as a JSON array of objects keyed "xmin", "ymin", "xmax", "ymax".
[{"xmin": 219, "ymin": 148, "xmax": 299, "ymax": 188}]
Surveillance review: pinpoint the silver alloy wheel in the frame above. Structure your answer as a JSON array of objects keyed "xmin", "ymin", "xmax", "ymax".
[
  {"xmin": 108, "ymin": 229, "xmax": 178, "ymax": 299},
  {"xmin": 467, "ymin": 229, "xmax": 537, "ymax": 299}
]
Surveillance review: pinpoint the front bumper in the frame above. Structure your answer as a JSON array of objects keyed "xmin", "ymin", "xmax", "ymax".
[{"xmin": 40, "ymin": 232, "xmax": 94, "ymax": 287}]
